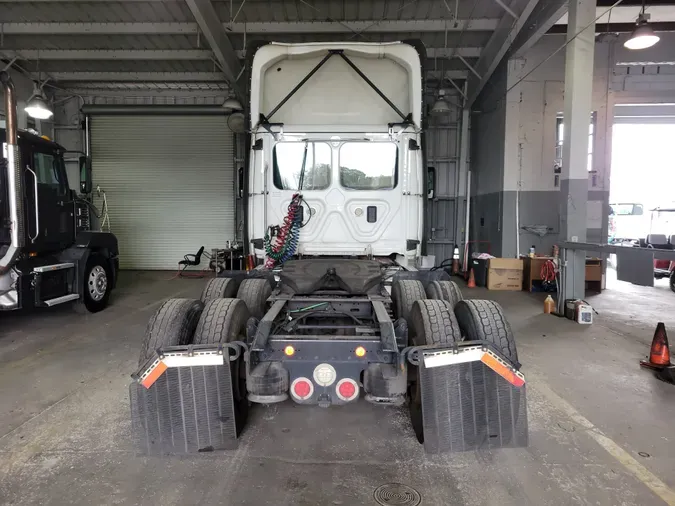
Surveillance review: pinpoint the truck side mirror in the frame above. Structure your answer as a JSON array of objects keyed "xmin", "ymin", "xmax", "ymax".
[
  {"xmin": 79, "ymin": 155, "xmax": 92, "ymax": 194},
  {"xmin": 427, "ymin": 167, "xmax": 435, "ymax": 199}
]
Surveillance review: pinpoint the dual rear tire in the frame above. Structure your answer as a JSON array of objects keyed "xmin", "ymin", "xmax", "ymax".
[
  {"xmin": 139, "ymin": 276, "xmax": 273, "ymax": 436},
  {"xmin": 392, "ymin": 279, "xmax": 519, "ymax": 445},
  {"xmin": 138, "ymin": 296, "xmax": 251, "ymax": 435},
  {"xmin": 201, "ymin": 277, "xmax": 272, "ymax": 318}
]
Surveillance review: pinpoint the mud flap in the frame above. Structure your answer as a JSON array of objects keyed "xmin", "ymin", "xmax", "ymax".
[
  {"xmin": 418, "ymin": 347, "xmax": 528, "ymax": 454},
  {"xmin": 130, "ymin": 349, "xmax": 238, "ymax": 454}
]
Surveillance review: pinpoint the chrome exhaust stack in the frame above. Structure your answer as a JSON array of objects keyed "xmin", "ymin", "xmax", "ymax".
[{"xmin": 0, "ymin": 71, "xmax": 25, "ymax": 273}]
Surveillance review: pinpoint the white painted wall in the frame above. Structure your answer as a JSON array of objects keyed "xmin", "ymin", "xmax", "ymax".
[
  {"xmin": 470, "ymin": 32, "xmax": 675, "ymax": 256},
  {"xmin": 507, "ymin": 32, "xmax": 675, "ymax": 196}
]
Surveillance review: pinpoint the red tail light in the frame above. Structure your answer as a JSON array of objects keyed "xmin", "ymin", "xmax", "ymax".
[
  {"xmin": 336, "ymin": 378, "xmax": 359, "ymax": 402},
  {"xmin": 291, "ymin": 377, "xmax": 314, "ymax": 400}
]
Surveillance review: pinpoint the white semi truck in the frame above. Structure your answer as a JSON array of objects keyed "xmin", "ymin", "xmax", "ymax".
[{"xmin": 130, "ymin": 42, "xmax": 527, "ymax": 455}]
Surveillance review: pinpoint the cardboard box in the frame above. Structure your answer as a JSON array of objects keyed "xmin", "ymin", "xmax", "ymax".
[
  {"xmin": 585, "ymin": 263, "xmax": 602, "ymax": 282},
  {"xmin": 487, "ymin": 258, "xmax": 523, "ymax": 291}
]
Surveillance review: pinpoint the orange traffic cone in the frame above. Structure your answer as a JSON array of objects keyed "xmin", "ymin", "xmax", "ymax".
[
  {"xmin": 467, "ymin": 268, "xmax": 476, "ymax": 288},
  {"xmin": 640, "ymin": 322, "xmax": 671, "ymax": 370},
  {"xmin": 452, "ymin": 247, "xmax": 460, "ymax": 275}
]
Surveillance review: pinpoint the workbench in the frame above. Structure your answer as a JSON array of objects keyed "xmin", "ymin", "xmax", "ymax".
[{"xmin": 522, "ymin": 256, "xmax": 602, "ymax": 292}]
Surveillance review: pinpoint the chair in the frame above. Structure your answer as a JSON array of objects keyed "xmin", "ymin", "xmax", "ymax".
[
  {"xmin": 178, "ymin": 246, "xmax": 206, "ymax": 277},
  {"xmin": 647, "ymin": 234, "xmax": 669, "ymax": 249}
]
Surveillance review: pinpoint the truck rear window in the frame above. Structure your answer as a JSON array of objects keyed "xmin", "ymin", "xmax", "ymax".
[
  {"xmin": 339, "ymin": 142, "xmax": 397, "ymax": 190},
  {"xmin": 273, "ymin": 141, "xmax": 331, "ymax": 191}
]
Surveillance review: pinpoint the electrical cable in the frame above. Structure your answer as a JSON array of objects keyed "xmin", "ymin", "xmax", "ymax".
[
  {"xmin": 506, "ymin": 0, "xmax": 624, "ymax": 95},
  {"xmin": 263, "ymin": 193, "xmax": 304, "ymax": 268},
  {"xmin": 541, "ymin": 260, "xmax": 557, "ymax": 282},
  {"xmin": 541, "ymin": 259, "xmax": 557, "ymax": 292},
  {"xmin": 299, "ymin": 198, "xmax": 312, "ymax": 228}
]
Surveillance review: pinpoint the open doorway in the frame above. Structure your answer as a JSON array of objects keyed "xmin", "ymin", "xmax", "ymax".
[{"xmin": 608, "ymin": 109, "xmax": 675, "ymax": 291}]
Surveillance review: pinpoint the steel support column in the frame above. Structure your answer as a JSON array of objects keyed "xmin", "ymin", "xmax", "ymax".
[
  {"xmin": 456, "ymin": 99, "xmax": 470, "ymax": 265},
  {"xmin": 560, "ymin": 0, "xmax": 596, "ymax": 301}
]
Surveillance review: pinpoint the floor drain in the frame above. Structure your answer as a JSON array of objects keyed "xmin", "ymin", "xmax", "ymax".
[{"xmin": 373, "ymin": 483, "xmax": 422, "ymax": 506}]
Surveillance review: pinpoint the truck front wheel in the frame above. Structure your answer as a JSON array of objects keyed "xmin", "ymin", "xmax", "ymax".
[{"xmin": 81, "ymin": 253, "xmax": 113, "ymax": 313}]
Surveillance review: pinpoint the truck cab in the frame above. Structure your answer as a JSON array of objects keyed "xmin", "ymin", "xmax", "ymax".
[
  {"xmin": 1, "ymin": 71, "xmax": 119, "ymax": 312},
  {"xmin": 246, "ymin": 42, "xmax": 425, "ymax": 266}
]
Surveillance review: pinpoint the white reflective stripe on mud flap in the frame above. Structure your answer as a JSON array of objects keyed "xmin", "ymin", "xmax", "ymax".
[
  {"xmin": 422, "ymin": 346, "xmax": 484, "ymax": 368},
  {"xmin": 162, "ymin": 354, "xmax": 225, "ymax": 368}
]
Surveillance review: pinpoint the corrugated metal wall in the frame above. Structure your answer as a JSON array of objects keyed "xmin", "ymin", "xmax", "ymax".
[
  {"xmin": 90, "ymin": 115, "xmax": 235, "ymax": 270},
  {"xmin": 425, "ymin": 100, "xmax": 464, "ymax": 265}
]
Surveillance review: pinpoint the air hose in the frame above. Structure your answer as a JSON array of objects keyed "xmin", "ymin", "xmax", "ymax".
[{"xmin": 264, "ymin": 193, "xmax": 304, "ymax": 268}]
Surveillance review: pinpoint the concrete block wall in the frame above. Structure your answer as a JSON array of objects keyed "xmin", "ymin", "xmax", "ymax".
[
  {"xmin": 470, "ymin": 60, "xmax": 509, "ymax": 257},
  {"xmin": 470, "ymin": 32, "xmax": 675, "ymax": 258}
]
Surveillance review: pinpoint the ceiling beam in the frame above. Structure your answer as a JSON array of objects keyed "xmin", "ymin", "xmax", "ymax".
[
  {"xmin": 0, "ymin": 19, "xmax": 500, "ymax": 35},
  {"xmin": 184, "ymin": 0, "xmax": 243, "ymax": 99},
  {"xmin": 466, "ymin": 0, "xmax": 541, "ymax": 106},
  {"xmin": 3, "ymin": 47, "xmax": 481, "ymax": 61},
  {"xmin": 510, "ymin": 0, "xmax": 568, "ymax": 57},
  {"xmin": 550, "ymin": 21, "xmax": 675, "ymax": 33},
  {"xmin": 1, "ymin": 23, "xmax": 200, "ymax": 35},
  {"xmin": 426, "ymin": 47, "xmax": 483, "ymax": 59},
  {"xmin": 2, "ymin": 0, "xmax": 169, "ymax": 2},
  {"xmin": 45, "ymin": 72, "xmax": 228, "ymax": 82},
  {"xmin": 427, "ymin": 70, "xmax": 469, "ymax": 80},
  {"xmin": 2, "ymin": 49, "xmax": 218, "ymax": 60},
  {"xmin": 45, "ymin": 70, "xmax": 469, "ymax": 84}
]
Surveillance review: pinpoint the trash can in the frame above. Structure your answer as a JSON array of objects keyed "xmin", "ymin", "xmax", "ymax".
[{"xmin": 472, "ymin": 258, "xmax": 489, "ymax": 287}]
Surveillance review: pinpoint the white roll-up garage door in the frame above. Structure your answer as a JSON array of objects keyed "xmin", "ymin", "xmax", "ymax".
[{"xmin": 91, "ymin": 115, "xmax": 235, "ymax": 270}]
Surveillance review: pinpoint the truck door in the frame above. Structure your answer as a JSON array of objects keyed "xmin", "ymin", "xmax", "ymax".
[
  {"xmin": 267, "ymin": 140, "xmax": 405, "ymax": 256},
  {"xmin": 23, "ymin": 141, "xmax": 73, "ymax": 253}
]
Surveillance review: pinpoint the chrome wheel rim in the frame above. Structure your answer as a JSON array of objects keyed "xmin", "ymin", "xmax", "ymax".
[{"xmin": 88, "ymin": 265, "xmax": 107, "ymax": 301}]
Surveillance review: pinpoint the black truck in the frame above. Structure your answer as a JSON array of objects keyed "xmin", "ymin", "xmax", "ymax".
[{"xmin": 1, "ymin": 71, "xmax": 118, "ymax": 312}]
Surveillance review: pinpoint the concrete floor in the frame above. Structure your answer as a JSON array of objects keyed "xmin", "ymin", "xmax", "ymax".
[{"xmin": 1, "ymin": 272, "xmax": 674, "ymax": 506}]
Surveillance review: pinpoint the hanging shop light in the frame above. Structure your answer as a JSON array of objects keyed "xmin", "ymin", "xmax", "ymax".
[
  {"xmin": 624, "ymin": 3, "xmax": 660, "ymax": 50},
  {"xmin": 222, "ymin": 95, "xmax": 243, "ymax": 112},
  {"xmin": 431, "ymin": 89, "xmax": 451, "ymax": 115},
  {"xmin": 25, "ymin": 84, "xmax": 53, "ymax": 120}
]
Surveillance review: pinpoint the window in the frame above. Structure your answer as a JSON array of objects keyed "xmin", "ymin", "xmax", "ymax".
[
  {"xmin": 554, "ymin": 113, "xmax": 596, "ymax": 173},
  {"xmin": 273, "ymin": 142, "xmax": 332, "ymax": 190},
  {"xmin": 610, "ymin": 203, "xmax": 644, "ymax": 216},
  {"xmin": 339, "ymin": 142, "xmax": 397, "ymax": 190},
  {"xmin": 33, "ymin": 151, "xmax": 66, "ymax": 189}
]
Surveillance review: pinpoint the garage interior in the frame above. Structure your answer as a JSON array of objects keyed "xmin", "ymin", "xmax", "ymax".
[{"xmin": 1, "ymin": 0, "xmax": 675, "ymax": 505}]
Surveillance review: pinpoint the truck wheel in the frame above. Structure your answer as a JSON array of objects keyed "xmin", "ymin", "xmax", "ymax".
[
  {"xmin": 425, "ymin": 280, "xmax": 464, "ymax": 309},
  {"xmin": 200, "ymin": 277, "xmax": 237, "ymax": 303},
  {"xmin": 392, "ymin": 279, "xmax": 426, "ymax": 321},
  {"xmin": 454, "ymin": 299, "xmax": 523, "ymax": 447},
  {"xmin": 408, "ymin": 299, "xmax": 461, "ymax": 443},
  {"xmin": 670, "ymin": 272, "xmax": 675, "ymax": 293},
  {"xmin": 409, "ymin": 299, "xmax": 462, "ymax": 346},
  {"xmin": 236, "ymin": 278, "xmax": 272, "ymax": 318},
  {"xmin": 454, "ymin": 300, "xmax": 518, "ymax": 364},
  {"xmin": 193, "ymin": 298, "xmax": 250, "ymax": 435},
  {"xmin": 79, "ymin": 253, "xmax": 113, "ymax": 313},
  {"xmin": 138, "ymin": 298, "xmax": 203, "ymax": 366}
]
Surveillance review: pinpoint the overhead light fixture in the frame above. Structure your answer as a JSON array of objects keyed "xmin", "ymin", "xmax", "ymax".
[
  {"xmin": 25, "ymin": 84, "xmax": 53, "ymax": 120},
  {"xmin": 227, "ymin": 111, "xmax": 246, "ymax": 133},
  {"xmin": 431, "ymin": 89, "xmax": 451, "ymax": 115},
  {"xmin": 222, "ymin": 96, "xmax": 243, "ymax": 112},
  {"xmin": 624, "ymin": 7, "xmax": 660, "ymax": 50}
]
